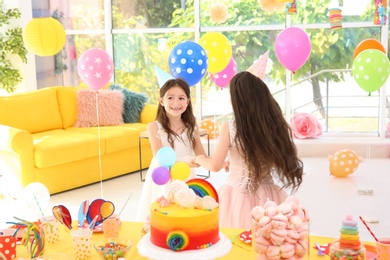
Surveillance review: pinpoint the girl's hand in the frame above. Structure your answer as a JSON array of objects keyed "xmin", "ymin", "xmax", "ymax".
[{"xmin": 188, "ymin": 158, "xmax": 200, "ymax": 168}]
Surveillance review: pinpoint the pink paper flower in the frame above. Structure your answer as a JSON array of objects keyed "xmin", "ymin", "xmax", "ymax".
[{"xmin": 290, "ymin": 113, "xmax": 322, "ymax": 139}]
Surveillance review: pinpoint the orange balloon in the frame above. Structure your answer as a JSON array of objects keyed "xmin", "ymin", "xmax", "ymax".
[
  {"xmin": 353, "ymin": 39, "xmax": 386, "ymax": 59},
  {"xmin": 200, "ymin": 119, "xmax": 219, "ymax": 139},
  {"xmin": 259, "ymin": 0, "xmax": 285, "ymax": 13},
  {"xmin": 328, "ymin": 149, "xmax": 360, "ymax": 178}
]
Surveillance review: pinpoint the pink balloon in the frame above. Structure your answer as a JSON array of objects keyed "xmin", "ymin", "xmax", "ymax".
[
  {"xmin": 209, "ymin": 58, "xmax": 237, "ymax": 89},
  {"xmin": 77, "ymin": 48, "xmax": 114, "ymax": 90},
  {"xmin": 274, "ymin": 27, "xmax": 311, "ymax": 73}
]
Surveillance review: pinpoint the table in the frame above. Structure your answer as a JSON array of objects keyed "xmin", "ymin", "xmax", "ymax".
[
  {"xmin": 15, "ymin": 221, "xmax": 376, "ymax": 259},
  {"xmin": 138, "ymin": 128, "xmax": 210, "ymax": 181}
]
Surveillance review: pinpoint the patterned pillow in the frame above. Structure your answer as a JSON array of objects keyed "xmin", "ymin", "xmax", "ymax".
[
  {"xmin": 74, "ymin": 89, "xmax": 124, "ymax": 127},
  {"xmin": 109, "ymin": 84, "xmax": 148, "ymax": 123}
]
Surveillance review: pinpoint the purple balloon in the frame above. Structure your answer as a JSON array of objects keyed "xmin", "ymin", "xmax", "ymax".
[
  {"xmin": 209, "ymin": 57, "xmax": 237, "ymax": 89},
  {"xmin": 274, "ymin": 27, "xmax": 311, "ymax": 73},
  {"xmin": 152, "ymin": 166, "xmax": 171, "ymax": 185}
]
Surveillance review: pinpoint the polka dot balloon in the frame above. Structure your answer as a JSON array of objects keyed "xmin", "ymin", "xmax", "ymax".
[
  {"xmin": 328, "ymin": 149, "xmax": 360, "ymax": 178},
  {"xmin": 352, "ymin": 49, "xmax": 390, "ymax": 94},
  {"xmin": 200, "ymin": 119, "xmax": 219, "ymax": 139},
  {"xmin": 168, "ymin": 41, "xmax": 208, "ymax": 86}
]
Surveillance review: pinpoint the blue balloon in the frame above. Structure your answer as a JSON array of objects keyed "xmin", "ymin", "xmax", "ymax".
[
  {"xmin": 168, "ymin": 41, "xmax": 208, "ymax": 86},
  {"xmin": 156, "ymin": 146, "xmax": 176, "ymax": 167},
  {"xmin": 152, "ymin": 166, "xmax": 171, "ymax": 185}
]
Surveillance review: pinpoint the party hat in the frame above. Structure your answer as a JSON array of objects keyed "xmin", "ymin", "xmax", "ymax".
[
  {"xmin": 246, "ymin": 50, "xmax": 269, "ymax": 80},
  {"xmin": 154, "ymin": 66, "xmax": 174, "ymax": 88}
]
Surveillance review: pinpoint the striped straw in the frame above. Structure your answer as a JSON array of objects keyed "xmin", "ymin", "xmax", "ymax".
[
  {"xmin": 33, "ymin": 193, "xmax": 46, "ymax": 221},
  {"xmin": 359, "ymin": 216, "xmax": 378, "ymax": 242}
]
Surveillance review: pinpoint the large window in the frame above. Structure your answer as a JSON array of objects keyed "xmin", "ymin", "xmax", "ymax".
[{"xmin": 30, "ymin": 0, "xmax": 389, "ymax": 136}]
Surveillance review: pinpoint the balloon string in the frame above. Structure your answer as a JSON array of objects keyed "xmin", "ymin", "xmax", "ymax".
[{"xmin": 96, "ymin": 91, "xmax": 104, "ymax": 198}]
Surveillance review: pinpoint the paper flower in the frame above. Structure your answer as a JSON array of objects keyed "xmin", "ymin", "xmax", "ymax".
[
  {"xmin": 290, "ymin": 113, "xmax": 322, "ymax": 139},
  {"xmin": 210, "ymin": 3, "xmax": 228, "ymax": 23}
]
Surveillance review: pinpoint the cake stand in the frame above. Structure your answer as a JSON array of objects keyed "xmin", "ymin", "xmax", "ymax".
[{"xmin": 137, "ymin": 232, "xmax": 232, "ymax": 260}]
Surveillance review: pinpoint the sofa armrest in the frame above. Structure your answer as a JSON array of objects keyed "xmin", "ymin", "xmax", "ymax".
[
  {"xmin": 139, "ymin": 104, "xmax": 158, "ymax": 124},
  {"xmin": 0, "ymin": 124, "xmax": 35, "ymax": 186}
]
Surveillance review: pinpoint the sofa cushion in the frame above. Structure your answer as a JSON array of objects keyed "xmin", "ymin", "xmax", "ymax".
[
  {"xmin": 33, "ymin": 129, "xmax": 105, "ymax": 168},
  {"xmin": 74, "ymin": 89, "xmax": 124, "ymax": 127},
  {"xmin": 56, "ymin": 86, "xmax": 78, "ymax": 129},
  {"xmin": 66, "ymin": 126, "xmax": 140, "ymax": 153},
  {"xmin": 109, "ymin": 84, "xmax": 147, "ymax": 123},
  {"xmin": 0, "ymin": 87, "xmax": 63, "ymax": 133}
]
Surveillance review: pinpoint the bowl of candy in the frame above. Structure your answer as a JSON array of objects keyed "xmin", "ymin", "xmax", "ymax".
[{"xmin": 94, "ymin": 238, "xmax": 132, "ymax": 259}]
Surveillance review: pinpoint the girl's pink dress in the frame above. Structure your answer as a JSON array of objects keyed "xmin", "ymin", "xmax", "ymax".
[{"xmin": 218, "ymin": 121, "xmax": 288, "ymax": 229}]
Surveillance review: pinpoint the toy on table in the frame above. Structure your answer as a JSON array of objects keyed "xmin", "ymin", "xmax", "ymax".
[{"xmin": 329, "ymin": 214, "xmax": 366, "ymax": 259}]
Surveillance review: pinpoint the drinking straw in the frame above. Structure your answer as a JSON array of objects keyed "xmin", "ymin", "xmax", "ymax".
[
  {"xmin": 118, "ymin": 192, "xmax": 132, "ymax": 217},
  {"xmin": 359, "ymin": 216, "xmax": 379, "ymax": 242},
  {"xmin": 33, "ymin": 193, "xmax": 46, "ymax": 221}
]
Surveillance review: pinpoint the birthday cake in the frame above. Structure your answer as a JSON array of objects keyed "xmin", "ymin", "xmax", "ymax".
[
  {"xmin": 149, "ymin": 178, "xmax": 220, "ymax": 251},
  {"xmin": 329, "ymin": 214, "xmax": 366, "ymax": 260}
]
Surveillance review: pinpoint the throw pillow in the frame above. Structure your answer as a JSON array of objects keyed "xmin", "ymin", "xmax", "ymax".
[
  {"xmin": 74, "ymin": 89, "xmax": 124, "ymax": 127},
  {"xmin": 109, "ymin": 84, "xmax": 148, "ymax": 123}
]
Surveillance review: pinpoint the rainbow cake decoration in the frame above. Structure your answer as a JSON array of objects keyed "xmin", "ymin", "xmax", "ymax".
[
  {"xmin": 149, "ymin": 179, "xmax": 220, "ymax": 251},
  {"xmin": 186, "ymin": 178, "xmax": 219, "ymax": 203},
  {"xmin": 329, "ymin": 214, "xmax": 366, "ymax": 260}
]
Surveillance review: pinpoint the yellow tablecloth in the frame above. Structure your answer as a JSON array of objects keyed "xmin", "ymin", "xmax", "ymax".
[{"xmin": 15, "ymin": 222, "xmax": 374, "ymax": 259}]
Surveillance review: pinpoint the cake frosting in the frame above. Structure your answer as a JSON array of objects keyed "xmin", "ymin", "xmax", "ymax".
[
  {"xmin": 149, "ymin": 179, "xmax": 220, "ymax": 251},
  {"xmin": 329, "ymin": 214, "xmax": 366, "ymax": 260}
]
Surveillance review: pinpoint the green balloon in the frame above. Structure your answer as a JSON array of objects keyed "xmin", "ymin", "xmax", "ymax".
[{"xmin": 352, "ymin": 49, "xmax": 390, "ymax": 93}]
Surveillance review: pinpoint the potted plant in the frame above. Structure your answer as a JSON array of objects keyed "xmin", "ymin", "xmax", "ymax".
[{"xmin": 0, "ymin": 0, "xmax": 28, "ymax": 93}]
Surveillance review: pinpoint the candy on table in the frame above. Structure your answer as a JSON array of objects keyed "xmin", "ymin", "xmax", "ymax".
[
  {"xmin": 329, "ymin": 214, "xmax": 366, "ymax": 260},
  {"xmin": 95, "ymin": 241, "xmax": 131, "ymax": 260},
  {"xmin": 251, "ymin": 196, "xmax": 310, "ymax": 259}
]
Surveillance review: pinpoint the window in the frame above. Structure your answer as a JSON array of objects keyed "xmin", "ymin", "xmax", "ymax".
[{"xmin": 30, "ymin": 0, "xmax": 389, "ymax": 136}]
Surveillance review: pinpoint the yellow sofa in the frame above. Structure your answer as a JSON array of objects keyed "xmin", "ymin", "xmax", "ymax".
[{"xmin": 0, "ymin": 86, "xmax": 157, "ymax": 194}]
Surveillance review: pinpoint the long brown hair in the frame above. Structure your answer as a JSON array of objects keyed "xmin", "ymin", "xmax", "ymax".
[
  {"xmin": 229, "ymin": 71, "xmax": 303, "ymax": 192},
  {"xmin": 156, "ymin": 78, "xmax": 197, "ymax": 150}
]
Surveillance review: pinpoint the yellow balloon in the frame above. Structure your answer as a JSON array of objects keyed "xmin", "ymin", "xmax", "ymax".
[
  {"xmin": 170, "ymin": 162, "xmax": 191, "ymax": 181},
  {"xmin": 100, "ymin": 201, "xmax": 115, "ymax": 219},
  {"xmin": 328, "ymin": 149, "xmax": 360, "ymax": 178},
  {"xmin": 199, "ymin": 32, "xmax": 232, "ymax": 73}
]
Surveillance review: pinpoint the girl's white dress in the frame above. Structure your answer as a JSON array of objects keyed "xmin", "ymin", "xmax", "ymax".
[
  {"xmin": 218, "ymin": 121, "xmax": 288, "ymax": 230},
  {"xmin": 136, "ymin": 121, "xmax": 197, "ymax": 222}
]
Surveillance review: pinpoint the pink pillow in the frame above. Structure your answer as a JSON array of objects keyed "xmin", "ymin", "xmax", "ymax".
[{"xmin": 74, "ymin": 89, "xmax": 124, "ymax": 127}]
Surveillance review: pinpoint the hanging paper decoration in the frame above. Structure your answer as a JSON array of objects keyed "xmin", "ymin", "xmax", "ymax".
[
  {"xmin": 286, "ymin": 0, "xmax": 297, "ymax": 14},
  {"xmin": 374, "ymin": 0, "xmax": 387, "ymax": 25},
  {"xmin": 23, "ymin": 17, "xmax": 66, "ymax": 56},
  {"xmin": 209, "ymin": 3, "xmax": 228, "ymax": 23},
  {"xmin": 154, "ymin": 66, "xmax": 174, "ymax": 88},
  {"xmin": 329, "ymin": 7, "xmax": 343, "ymax": 30},
  {"xmin": 247, "ymin": 50, "xmax": 270, "ymax": 80}
]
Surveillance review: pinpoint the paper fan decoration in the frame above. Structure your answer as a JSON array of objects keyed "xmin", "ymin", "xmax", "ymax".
[
  {"xmin": 246, "ymin": 50, "xmax": 269, "ymax": 80},
  {"xmin": 186, "ymin": 178, "xmax": 219, "ymax": 202},
  {"xmin": 154, "ymin": 66, "xmax": 174, "ymax": 88}
]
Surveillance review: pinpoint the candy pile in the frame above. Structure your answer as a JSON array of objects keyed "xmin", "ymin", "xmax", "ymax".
[
  {"xmin": 329, "ymin": 214, "xmax": 365, "ymax": 260},
  {"xmin": 95, "ymin": 241, "xmax": 131, "ymax": 260},
  {"xmin": 251, "ymin": 196, "xmax": 309, "ymax": 260}
]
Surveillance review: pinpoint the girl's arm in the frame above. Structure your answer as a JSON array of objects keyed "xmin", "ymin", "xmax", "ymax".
[
  {"xmin": 195, "ymin": 122, "xmax": 230, "ymax": 172},
  {"xmin": 186, "ymin": 126, "xmax": 207, "ymax": 168},
  {"xmin": 147, "ymin": 121, "xmax": 163, "ymax": 156}
]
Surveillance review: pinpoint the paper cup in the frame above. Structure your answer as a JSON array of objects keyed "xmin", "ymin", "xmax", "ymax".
[
  {"xmin": 377, "ymin": 238, "xmax": 390, "ymax": 259},
  {"xmin": 0, "ymin": 228, "xmax": 17, "ymax": 260},
  {"xmin": 71, "ymin": 229, "xmax": 92, "ymax": 260},
  {"xmin": 41, "ymin": 216, "xmax": 61, "ymax": 244},
  {"xmin": 103, "ymin": 214, "xmax": 121, "ymax": 238}
]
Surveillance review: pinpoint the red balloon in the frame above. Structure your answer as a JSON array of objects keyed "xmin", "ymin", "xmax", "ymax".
[{"xmin": 86, "ymin": 198, "xmax": 105, "ymax": 225}]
